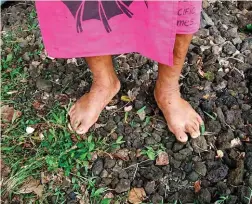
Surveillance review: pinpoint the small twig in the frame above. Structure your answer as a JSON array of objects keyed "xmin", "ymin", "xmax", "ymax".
[{"xmin": 110, "ymin": 102, "xmax": 130, "ymax": 115}]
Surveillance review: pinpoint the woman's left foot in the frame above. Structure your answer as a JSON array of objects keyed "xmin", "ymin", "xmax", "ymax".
[{"xmin": 154, "ymin": 79, "xmax": 203, "ymax": 143}]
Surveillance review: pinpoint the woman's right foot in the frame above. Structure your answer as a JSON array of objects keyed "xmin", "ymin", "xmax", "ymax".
[{"xmin": 68, "ymin": 76, "xmax": 120, "ymax": 135}]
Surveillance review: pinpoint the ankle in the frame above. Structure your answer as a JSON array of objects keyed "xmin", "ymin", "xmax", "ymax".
[{"xmin": 93, "ymin": 74, "xmax": 120, "ymax": 90}]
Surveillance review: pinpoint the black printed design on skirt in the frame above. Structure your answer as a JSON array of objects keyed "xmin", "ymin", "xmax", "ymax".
[{"xmin": 62, "ymin": 0, "xmax": 148, "ymax": 33}]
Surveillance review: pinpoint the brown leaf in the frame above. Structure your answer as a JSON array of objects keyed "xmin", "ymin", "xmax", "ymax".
[
  {"xmin": 128, "ymin": 188, "xmax": 146, "ymax": 204},
  {"xmin": 113, "ymin": 149, "xmax": 129, "ymax": 161},
  {"xmin": 32, "ymin": 101, "xmax": 44, "ymax": 110},
  {"xmin": 104, "ymin": 192, "xmax": 114, "ymax": 199},
  {"xmin": 1, "ymin": 105, "xmax": 22, "ymax": 123},
  {"xmin": 156, "ymin": 152, "xmax": 169, "ymax": 166},
  {"xmin": 194, "ymin": 180, "xmax": 201, "ymax": 193},
  {"xmin": 1, "ymin": 159, "xmax": 11, "ymax": 178},
  {"xmin": 18, "ymin": 177, "xmax": 43, "ymax": 197}
]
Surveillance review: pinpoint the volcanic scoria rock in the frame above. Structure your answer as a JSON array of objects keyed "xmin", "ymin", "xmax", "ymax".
[
  {"xmin": 115, "ymin": 179, "xmax": 131, "ymax": 193},
  {"xmin": 191, "ymin": 136, "xmax": 208, "ymax": 153},
  {"xmin": 206, "ymin": 162, "xmax": 229, "ymax": 182}
]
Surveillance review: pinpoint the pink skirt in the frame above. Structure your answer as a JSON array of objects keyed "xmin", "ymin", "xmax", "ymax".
[{"xmin": 36, "ymin": 0, "xmax": 202, "ymax": 66}]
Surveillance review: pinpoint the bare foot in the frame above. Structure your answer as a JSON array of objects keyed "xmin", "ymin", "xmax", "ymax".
[
  {"xmin": 69, "ymin": 79, "xmax": 120, "ymax": 134},
  {"xmin": 154, "ymin": 80, "xmax": 203, "ymax": 143}
]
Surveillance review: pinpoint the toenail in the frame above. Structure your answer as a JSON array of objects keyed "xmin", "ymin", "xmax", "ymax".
[{"xmin": 191, "ymin": 132, "xmax": 200, "ymax": 138}]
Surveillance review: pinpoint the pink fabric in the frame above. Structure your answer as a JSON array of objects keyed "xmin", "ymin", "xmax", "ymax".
[{"xmin": 36, "ymin": 0, "xmax": 202, "ymax": 66}]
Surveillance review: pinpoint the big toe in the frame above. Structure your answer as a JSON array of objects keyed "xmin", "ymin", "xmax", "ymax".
[
  {"xmin": 173, "ymin": 129, "xmax": 188, "ymax": 143},
  {"xmin": 76, "ymin": 121, "xmax": 90, "ymax": 135}
]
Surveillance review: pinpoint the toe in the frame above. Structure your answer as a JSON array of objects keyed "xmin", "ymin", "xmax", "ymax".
[
  {"xmin": 196, "ymin": 114, "xmax": 204, "ymax": 125},
  {"xmin": 70, "ymin": 115, "xmax": 81, "ymax": 131},
  {"xmin": 68, "ymin": 104, "xmax": 76, "ymax": 116},
  {"xmin": 76, "ymin": 121, "xmax": 89, "ymax": 135},
  {"xmin": 186, "ymin": 123, "xmax": 200, "ymax": 139},
  {"xmin": 174, "ymin": 129, "xmax": 188, "ymax": 143}
]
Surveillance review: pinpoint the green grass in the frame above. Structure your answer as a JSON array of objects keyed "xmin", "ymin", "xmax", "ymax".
[{"xmin": 0, "ymin": 8, "xmax": 117, "ymax": 203}]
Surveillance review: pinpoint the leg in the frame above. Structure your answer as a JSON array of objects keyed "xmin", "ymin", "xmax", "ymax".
[
  {"xmin": 155, "ymin": 34, "xmax": 203, "ymax": 142},
  {"xmin": 69, "ymin": 55, "xmax": 120, "ymax": 134}
]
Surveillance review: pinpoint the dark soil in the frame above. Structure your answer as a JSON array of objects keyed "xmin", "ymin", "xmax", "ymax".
[{"xmin": 1, "ymin": 1, "xmax": 252, "ymax": 203}]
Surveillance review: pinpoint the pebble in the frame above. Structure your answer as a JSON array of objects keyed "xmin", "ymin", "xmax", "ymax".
[
  {"xmin": 187, "ymin": 171, "xmax": 199, "ymax": 182},
  {"xmin": 115, "ymin": 179, "xmax": 130, "ymax": 193},
  {"xmin": 104, "ymin": 158, "xmax": 116, "ymax": 169},
  {"xmin": 172, "ymin": 143, "xmax": 185, "ymax": 152},
  {"xmin": 228, "ymin": 160, "xmax": 244, "ymax": 185},
  {"xmin": 151, "ymin": 193, "xmax": 163, "ymax": 204},
  {"xmin": 191, "ymin": 136, "xmax": 208, "ymax": 153},
  {"xmin": 223, "ymin": 42, "xmax": 237, "ymax": 55},
  {"xmin": 170, "ymin": 157, "xmax": 181, "ymax": 169},
  {"xmin": 144, "ymin": 181, "xmax": 156, "ymax": 195},
  {"xmin": 214, "ymin": 35, "xmax": 225, "ymax": 44},
  {"xmin": 197, "ymin": 189, "xmax": 211, "ymax": 204},
  {"xmin": 152, "ymin": 132, "xmax": 161, "ymax": 142},
  {"xmin": 91, "ymin": 159, "xmax": 104, "ymax": 176},
  {"xmin": 232, "ymin": 37, "xmax": 242, "ymax": 45},
  {"xmin": 194, "ymin": 162, "xmax": 207, "ymax": 176},
  {"xmin": 145, "ymin": 137, "xmax": 156, "ymax": 145},
  {"xmin": 100, "ymin": 169, "xmax": 109, "ymax": 178},
  {"xmin": 228, "ymin": 27, "xmax": 238, "ymax": 38},
  {"xmin": 118, "ymin": 169, "xmax": 128, "ymax": 179},
  {"xmin": 241, "ymin": 104, "xmax": 251, "ymax": 111},
  {"xmin": 36, "ymin": 79, "xmax": 52, "ymax": 92},
  {"xmin": 22, "ymin": 52, "xmax": 30, "ymax": 61},
  {"xmin": 249, "ymin": 175, "xmax": 252, "ymax": 188}
]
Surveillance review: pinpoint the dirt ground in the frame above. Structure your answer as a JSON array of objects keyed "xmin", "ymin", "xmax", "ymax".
[{"xmin": 1, "ymin": 1, "xmax": 252, "ymax": 204}]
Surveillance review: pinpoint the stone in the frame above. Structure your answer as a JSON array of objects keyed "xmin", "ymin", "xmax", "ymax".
[
  {"xmin": 206, "ymin": 163, "xmax": 229, "ymax": 182},
  {"xmin": 22, "ymin": 52, "xmax": 30, "ymax": 61},
  {"xmin": 92, "ymin": 159, "xmax": 104, "ymax": 176},
  {"xmin": 201, "ymin": 10, "xmax": 214, "ymax": 26},
  {"xmin": 140, "ymin": 165, "xmax": 163, "ymax": 181},
  {"xmin": 100, "ymin": 169, "xmax": 109, "ymax": 178},
  {"xmin": 245, "ymin": 152, "xmax": 252, "ymax": 172},
  {"xmin": 223, "ymin": 42, "xmax": 237, "ymax": 55},
  {"xmin": 194, "ymin": 162, "xmax": 207, "ymax": 176},
  {"xmin": 118, "ymin": 170, "xmax": 128, "ymax": 179},
  {"xmin": 232, "ymin": 37, "xmax": 242, "ymax": 45},
  {"xmin": 227, "ymin": 160, "xmax": 244, "ymax": 186},
  {"xmin": 144, "ymin": 181, "xmax": 155, "ymax": 195},
  {"xmin": 214, "ymin": 80, "xmax": 228, "ymax": 91},
  {"xmin": 156, "ymin": 152, "xmax": 169, "ymax": 166},
  {"xmin": 173, "ymin": 153, "xmax": 187, "ymax": 161},
  {"xmin": 187, "ymin": 171, "xmax": 199, "ymax": 182},
  {"xmin": 191, "ymin": 136, "xmax": 208, "ymax": 153},
  {"xmin": 115, "ymin": 179, "xmax": 131, "ymax": 193},
  {"xmin": 145, "ymin": 137, "xmax": 156, "ymax": 145},
  {"xmin": 198, "ymin": 189, "xmax": 211, "ymax": 204},
  {"xmin": 102, "ymin": 178, "xmax": 112, "ymax": 186},
  {"xmin": 241, "ymin": 104, "xmax": 251, "ymax": 111},
  {"xmin": 151, "ymin": 193, "xmax": 163, "ymax": 204},
  {"xmin": 239, "ymin": 186, "xmax": 251, "ymax": 204},
  {"xmin": 196, "ymin": 29, "xmax": 209, "ymax": 38},
  {"xmin": 228, "ymin": 27, "xmax": 238, "ymax": 38},
  {"xmin": 36, "ymin": 79, "xmax": 52, "ymax": 92},
  {"xmin": 152, "ymin": 132, "xmax": 161, "ymax": 142},
  {"xmin": 170, "ymin": 157, "xmax": 181, "ymax": 169},
  {"xmin": 172, "ymin": 143, "xmax": 185, "ymax": 152},
  {"xmin": 249, "ymin": 175, "xmax": 252, "ymax": 188},
  {"xmin": 214, "ymin": 35, "xmax": 225, "ymax": 44}
]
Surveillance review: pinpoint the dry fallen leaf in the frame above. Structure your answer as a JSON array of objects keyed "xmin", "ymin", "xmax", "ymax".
[
  {"xmin": 1, "ymin": 105, "xmax": 22, "ymax": 123},
  {"xmin": 128, "ymin": 188, "xmax": 146, "ymax": 204},
  {"xmin": 124, "ymin": 105, "xmax": 133, "ymax": 112},
  {"xmin": 194, "ymin": 180, "xmax": 201, "ymax": 193},
  {"xmin": 230, "ymin": 138, "xmax": 242, "ymax": 148},
  {"xmin": 156, "ymin": 152, "xmax": 169, "ymax": 166},
  {"xmin": 216, "ymin": 150, "xmax": 224, "ymax": 158},
  {"xmin": 127, "ymin": 88, "xmax": 140, "ymax": 101},
  {"xmin": 121, "ymin": 95, "xmax": 131, "ymax": 102},
  {"xmin": 105, "ymin": 105, "xmax": 117, "ymax": 111},
  {"xmin": 18, "ymin": 177, "xmax": 43, "ymax": 197},
  {"xmin": 104, "ymin": 192, "xmax": 114, "ymax": 199},
  {"xmin": 113, "ymin": 149, "xmax": 129, "ymax": 161},
  {"xmin": 94, "ymin": 123, "xmax": 106, "ymax": 129}
]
